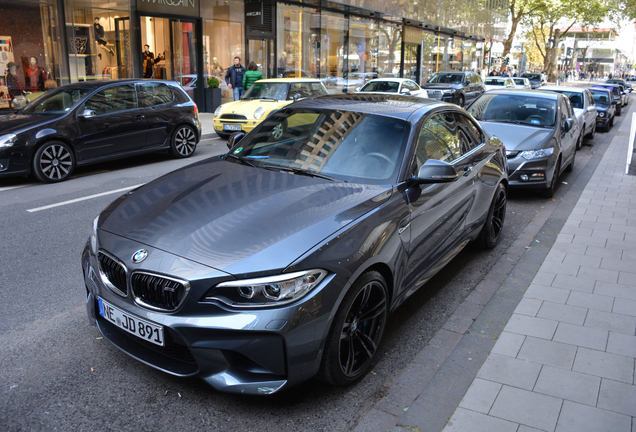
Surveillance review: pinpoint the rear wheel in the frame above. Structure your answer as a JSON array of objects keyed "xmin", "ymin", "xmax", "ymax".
[
  {"xmin": 318, "ymin": 271, "xmax": 388, "ymax": 386},
  {"xmin": 543, "ymin": 157, "xmax": 561, "ymax": 198},
  {"xmin": 616, "ymin": 105, "xmax": 622, "ymax": 116},
  {"xmin": 170, "ymin": 125, "xmax": 197, "ymax": 158},
  {"xmin": 32, "ymin": 141, "xmax": 75, "ymax": 183},
  {"xmin": 565, "ymin": 148, "xmax": 575, "ymax": 172},
  {"xmin": 576, "ymin": 133, "xmax": 583, "ymax": 151},
  {"xmin": 477, "ymin": 182, "xmax": 507, "ymax": 249}
]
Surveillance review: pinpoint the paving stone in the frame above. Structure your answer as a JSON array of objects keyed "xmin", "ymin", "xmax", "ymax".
[
  {"xmin": 584, "ymin": 245, "xmax": 623, "ymax": 260},
  {"xmin": 594, "ymin": 280, "xmax": 636, "ymax": 301},
  {"xmin": 533, "ymin": 271, "xmax": 557, "ymax": 286},
  {"xmin": 457, "ymin": 378, "xmax": 502, "ymax": 414},
  {"xmin": 539, "ymin": 261, "xmax": 581, "ymax": 277},
  {"xmin": 443, "ymin": 302, "xmax": 484, "ymax": 335},
  {"xmin": 560, "ymin": 225, "xmax": 593, "ymax": 237},
  {"xmin": 577, "ymin": 266, "xmax": 619, "ymax": 283},
  {"xmin": 551, "ymin": 241, "xmax": 586, "ymax": 255},
  {"xmin": 524, "ymin": 284, "xmax": 570, "ymax": 304},
  {"xmin": 580, "ymin": 220, "xmax": 610, "ymax": 231},
  {"xmin": 573, "ymin": 347, "xmax": 635, "ymax": 384},
  {"xmin": 517, "ymin": 336, "xmax": 578, "ymax": 370},
  {"xmin": 504, "ymin": 314, "xmax": 558, "ymax": 340},
  {"xmin": 571, "ymin": 235, "xmax": 608, "ymax": 248},
  {"xmin": 488, "ymin": 385, "xmax": 562, "ymax": 432},
  {"xmin": 607, "ymin": 332, "xmax": 636, "ymax": 358},
  {"xmin": 442, "ymin": 407, "xmax": 518, "ymax": 432},
  {"xmin": 517, "ymin": 426, "xmax": 545, "ymax": 432},
  {"xmin": 613, "ymin": 298, "xmax": 636, "ymax": 317},
  {"xmin": 534, "ymin": 365, "xmax": 601, "ymax": 406},
  {"xmin": 514, "ymin": 298, "xmax": 542, "ymax": 317},
  {"xmin": 555, "ymin": 400, "xmax": 632, "ymax": 432},
  {"xmin": 553, "ymin": 322, "xmax": 608, "ymax": 351},
  {"xmin": 545, "ymin": 248, "xmax": 566, "ymax": 263},
  {"xmin": 601, "ymin": 257, "xmax": 636, "ymax": 273},
  {"xmin": 351, "ymin": 408, "xmax": 398, "ymax": 432},
  {"xmin": 537, "ymin": 302, "xmax": 588, "ymax": 326},
  {"xmin": 618, "ymin": 271, "xmax": 636, "ymax": 286},
  {"xmin": 476, "ymin": 354, "xmax": 542, "ymax": 390},
  {"xmin": 491, "ymin": 332, "xmax": 526, "ymax": 358},
  {"xmin": 584, "ymin": 309, "xmax": 636, "ymax": 335},
  {"xmin": 591, "ymin": 229, "xmax": 627, "ymax": 241},
  {"xmin": 551, "ymin": 274, "xmax": 595, "ymax": 293},
  {"xmin": 598, "ymin": 379, "xmax": 636, "ymax": 417},
  {"xmin": 563, "ymin": 253, "xmax": 603, "ymax": 268},
  {"xmin": 567, "ymin": 291, "xmax": 614, "ymax": 312}
]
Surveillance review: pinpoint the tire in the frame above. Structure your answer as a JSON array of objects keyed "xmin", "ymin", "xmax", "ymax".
[
  {"xmin": 586, "ymin": 122, "xmax": 595, "ymax": 140},
  {"xmin": 565, "ymin": 148, "xmax": 575, "ymax": 172},
  {"xmin": 32, "ymin": 141, "xmax": 75, "ymax": 183},
  {"xmin": 215, "ymin": 132, "xmax": 231, "ymax": 140},
  {"xmin": 457, "ymin": 94, "xmax": 465, "ymax": 108},
  {"xmin": 476, "ymin": 182, "xmax": 507, "ymax": 249},
  {"xmin": 170, "ymin": 125, "xmax": 198, "ymax": 158},
  {"xmin": 543, "ymin": 157, "xmax": 561, "ymax": 198},
  {"xmin": 610, "ymin": 116, "xmax": 615, "ymax": 128},
  {"xmin": 318, "ymin": 271, "xmax": 389, "ymax": 386},
  {"xmin": 616, "ymin": 105, "xmax": 622, "ymax": 116},
  {"xmin": 576, "ymin": 133, "xmax": 583, "ymax": 151}
]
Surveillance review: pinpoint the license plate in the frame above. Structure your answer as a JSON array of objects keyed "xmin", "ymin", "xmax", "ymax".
[
  {"xmin": 223, "ymin": 124, "xmax": 242, "ymax": 131},
  {"xmin": 98, "ymin": 297, "xmax": 164, "ymax": 346}
]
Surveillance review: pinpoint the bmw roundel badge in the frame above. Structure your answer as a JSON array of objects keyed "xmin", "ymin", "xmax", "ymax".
[{"xmin": 132, "ymin": 249, "xmax": 148, "ymax": 263}]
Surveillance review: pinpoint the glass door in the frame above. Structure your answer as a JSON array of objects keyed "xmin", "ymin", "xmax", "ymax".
[
  {"xmin": 171, "ymin": 19, "xmax": 198, "ymax": 101},
  {"xmin": 115, "ymin": 17, "xmax": 130, "ymax": 78},
  {"xmin": 404, "ymin": 43, "xmax": 421, "ymax": 84},
  {"xmin": 248, "ymin": 39, "xmax": 274, "ymax": 79}
]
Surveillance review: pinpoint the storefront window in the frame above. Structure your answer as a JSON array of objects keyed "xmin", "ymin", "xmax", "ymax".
[
  {"xmin": 0, "ymin": 0, "xmax": 62, "ymax": 109},
  {"xmin": 277, "ymin": 4, "xmax": 320, "ymax": 79},
  {"xmin": 421, "ymin": 32, "xmax": 437, "ymax": 82},
  {"xmin": 377, "ymin": 22, "xmax": 401, "ymax": 78},
  {"xmin": 66, "ymin": 0, "xmax": 132, "ymax": 83},
  {"xmin": 320, "ymin": 12, "xmax": 348, "ymax": 94},
  {"xmin": 348, "ymin": 17, "xmax": 379, "ymax": 85}
]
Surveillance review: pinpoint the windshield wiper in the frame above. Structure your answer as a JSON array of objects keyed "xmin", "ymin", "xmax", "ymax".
[
  {"xmin": 225, "ymin": 153, "xmax": 257, "ymax": 167},
  {"xmin": 261, "ymin": 165, "xmax": 345, "ymax": 182}
]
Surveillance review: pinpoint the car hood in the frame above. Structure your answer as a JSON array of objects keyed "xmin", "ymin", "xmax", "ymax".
[
  {"xmin": 421, "ymin": 83, "xmax": 461, "ymax": 90},
  {"xmin": 220, "ymin": 99, "xmax": 292, "ymax": 118},
  {"xmin": 0, "ymin": 112, "xmax": 58, "ymax": 134},
  {"xmin": 98, "ymin": 157, "xmax": 391, "ymax": 275},
  {"xmin": 479, "ymin": 122, "xmax": 552, "ymax": 151}
]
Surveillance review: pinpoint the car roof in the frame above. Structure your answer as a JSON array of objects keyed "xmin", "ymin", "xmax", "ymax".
[
  {"xmin": 365, "ymin": 78, "xmax": 413, "ymax": 83},
  {"xmin": 286, "ymin": 93, "xmax": 446, "ymax": 121},
  {"xmin": 53, "ymin": 79, "xmax": 180, "ymax": 90},
  {"xmin": 484, "ymin": 89, "xmax": 561, "ymax": 100},
  {"xmin": 255, "ymin": 78, "xmax": 323, "ymax": 83},
  {"xmin": 434, "ymin": 71, "xmax": 471, "ymax": 75},
  {"xmin": 541, "ymin": 86, "xmax": 585, "ymax": 93}
]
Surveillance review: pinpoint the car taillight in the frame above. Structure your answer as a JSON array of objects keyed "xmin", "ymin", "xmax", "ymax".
[{"xmin": 194, "ymin": 103, "xmax": 199, "ymax": 115}]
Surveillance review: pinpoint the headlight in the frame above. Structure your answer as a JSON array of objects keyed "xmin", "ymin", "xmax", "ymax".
[
  {"xmin": 214, "ymin": 105, "xmax": 223, "ymax": 118},
  {"xmin": 520, "ymin": 147, "xmax": 554, "ymax": 160},
  {"xmin": 205, "ymin": 269, "xmax": 327, "ymax": 307},
  {"xmin": 0, "ymin": 133, "xmax": 18, "ymax": 148},
  {"xmin": 90, "ymin": 215, "xmax": 99, "ymax": 254},
  {"xmin": 598, "ymin": 112, "xmax": 606, "ymax": 118},
  {"xmin": 442, "ymin": 89, "xmax": 454, "ymax": 95},
  {"xmin": 254, "ymin": 106, "xmax": 266, "ymax": 119}
]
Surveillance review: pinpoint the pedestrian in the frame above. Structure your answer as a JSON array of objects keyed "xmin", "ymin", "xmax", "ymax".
[
  {"xmin": 242, "ymin": 61, "xmax": 263, "ymax": 92},
  {"xmin": 225, "ymin": 56, "xmax": 246, "ymax": 101}
]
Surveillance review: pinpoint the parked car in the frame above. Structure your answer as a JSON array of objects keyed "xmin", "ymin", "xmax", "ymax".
[
  {"xmin": 467, "ymin": 90, "xmax": 578, "ymax": 198},
  {"xmin": 484, "ymin": 77, "xmax": 516, "ymax": 91},
  {"xmin": 213, "ymin": 78, "xmax": 328, "ymax": 139},
  {"xmin": 421, "ymin": 71, "xmax": 485, "ymax": 107},
  {"xmin": 356, "ymin": 78, "xmax": 428, "ymax": 98},
  {"xmin": 606, "ymin": 79, "xmax": 632, "ymax": 93},
  {"xmin": 589, "ymin": 88, "xmax": 616, "ymax": 132},
  {"xmin": 541, "ymin": 86, "xmax": 597, "ymax": 148},
  {"xmin": 592, "ymin": 84, "xmax": 624, "ymax": 115},
  {"xmin": 512, "ymin": 77, "xmax": 532, "ymax": 89},
  {"xmin": 83, "ymin": 94, "xmax": 508, "ymax": 395},
  {"xmin": 0, "ymin": 79, "xmax": 201, "ymax": 183},
  {"xmin": 520, "ymin": 73, "xmax": 546, "ymax": 89}
]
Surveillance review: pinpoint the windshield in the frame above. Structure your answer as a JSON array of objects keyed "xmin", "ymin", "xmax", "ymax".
[
  {"xmin": 594, "ymin": 85, "xmax": 619, "ymax": 96},
  {"xmin": 359, "ymin": 81, "xmax": 399, "ymax": 93},
  {"xmin": 591, "ymin": 91, "xmax": 610, "ymax": 105},
  {"xmin": 543, "ymin": 90, "xmax": 584, "ymax": 109},
  {"xmin": 485, "ymin": 79, "xmax": 506, "ymax": 86},
  {"xmin": 513, "ymin": 79, "xmax": 525, "ymax": 85},
  {"xmin": 21, "ymin": 87, "xmax": 93, "ymax": 114},
  {"xmin": 428, "ymin": 73, "xmax": 464, "ymax": 84},
  {"xmin": 226, "ymin": 108, "xmax": 410, "ymax": 184},
  {"xmin": 522, "ymin": 74, "xmax": 541, "ymax": 81},
  {"xmin": 468, "ymin": 94, "xmax": 557, "ymax": 127},
  {"xmin": 243, "ymin": 82, "xmax": 289, "ymax": 100}
]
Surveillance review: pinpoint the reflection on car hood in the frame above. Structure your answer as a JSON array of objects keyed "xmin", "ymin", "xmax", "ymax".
[
  {"xmin": 421, "ymin": 83, "xmax": 460, "ymax": 89},
  {"xmin": 99, "ymin": 157, "xmax": 391, "ymax": 275},
  {"xmin": 219, "ymin": 99, "xmax": 292, "ymax": 117},
  {"xmin": 0, "ymin": 113, "xmax": 58, "ymax": 134},
  {"xmin": 479, "ymin": 122, "xmax": 552, "ymax": 151}
]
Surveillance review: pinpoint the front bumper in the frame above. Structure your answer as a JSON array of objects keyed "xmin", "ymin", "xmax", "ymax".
[
  {"xmin": 596, "ymin": 115, "xmax": 610, "ymax": 128},
  {"xmin": 0, "ymin": 146, "xmax": 30, "ymax": 177},
  {"xmin": 82, "ymin": 231, "xmax": 344, "ymax": 395},
  {"xmin": 506, "ymin": 153, "xmax": 557, "ymax": 189},
  {"xmin": 213, "ymin": 117, "xmax": 259, "ymax": 135}
]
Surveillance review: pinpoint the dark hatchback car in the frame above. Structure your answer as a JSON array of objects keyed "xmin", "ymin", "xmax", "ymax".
[
  {"xmin": 83, "ymin": 94, "xmax": 508, "ymax": 395},
  {"xmin": 593, "ymin": 83, "xmax": 625, "ymax": 115},
  {"xmin": 589, "ymin": 88, "xmax": 616, "ymax": 131},
  {"xmin": 421, "ymin": 71, "xmax": 485, "ymax": 107},
  {"xmin": 467, "ymin": 90, "xmax": 577, "ymax": 198},
  {"xmin": 521, "ymin": 73, "xmax": 546, "ymax": 89},
  {"xmin": 0, "ymin": 79, "xmax": 201, "ymax": 183}
]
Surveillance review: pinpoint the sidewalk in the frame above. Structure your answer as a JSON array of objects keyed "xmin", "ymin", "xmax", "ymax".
[
  {"xmin": 199, "ymin": 112, "xmax": 216, "ymax": 139},
  {"xmin": 354, "ymin": 100, "xmax": 636, "ymax": 431}
]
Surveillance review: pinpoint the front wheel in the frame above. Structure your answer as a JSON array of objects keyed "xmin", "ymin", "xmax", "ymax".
[
  {"xmin": 477, "ymin": 182, "xmax": 507, "ymax": 249},
  {"xmin": 457, "ymin": 94, "xmax": 465, "ymax": 108},
  {"xmin": 318, "ymin": 271, "xmax": 388, "ymax": 386},
  {"xmin": 32, "ymin": 141, "xmax": 75, "ymax": 183},
  {"xmin": 543, "ymin": 157, "xmax": 561, "ymax": 198},
  {"xmin": 587, "ymin": 121, "xmax": 596, "ymax": 140},
  {"xmin": 576, "ymin": 133, "xmax": 583, "ymax": 151},
  {"xmin": 170, "ymin": 125, "xmax": 197, "ymax": 158}
]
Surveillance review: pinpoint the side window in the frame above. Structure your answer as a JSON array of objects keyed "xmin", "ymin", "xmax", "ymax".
[
  {"xmin": 472, "ymin": 74, "xmax": 482, "ymax": 84},
  {"xmin": 455, "ymin": 114, "xmax": 483, "ymax": 149},
  {"xmin": 423, "ymin": 113, "xmax": 461, "ymax": 159},
  {"xmin": 404, "ymin": 81, "xmax": 418, "ymax": 91},
  {"xmin": 586, "ymin": 90, "xmax": 595, "ymax": 106},
  {"xmin": 310, "ymin": 82, "xmax": 328, "ymax": 96},
  {"xmin": 138, "ymin": 83, "xmax": 174, "ymax": 107},
  {"xmin": 85, "ymin": 84, "xmax": 137, "ymax": 115},
  {"xmin": 412, "ymin": 129, "xmax": 453, "ymax": 176},
  {"xmin": 559, "ymin": 99, "xmax": 569, "ymax": 127}
]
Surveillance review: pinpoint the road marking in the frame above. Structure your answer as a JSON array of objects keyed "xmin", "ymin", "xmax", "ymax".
[
  {"xmin": 27, "ymin": 184, "xmax": 144, "ymax": 213},
  {"xmin": 0, "ymin": 184, "xmax": 32, "ymax": 192}
]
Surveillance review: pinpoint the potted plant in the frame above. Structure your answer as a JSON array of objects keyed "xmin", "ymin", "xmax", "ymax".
[{"xmin": 205, "ymin": 77, "xmax": 222, "ymax": 113}]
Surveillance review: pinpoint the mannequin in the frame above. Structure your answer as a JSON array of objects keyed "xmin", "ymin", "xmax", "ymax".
[
  {"xmin": 94, "ymin": 17, "xmax": 114, "ymax": 59},
  {"xmin": 25, "ymin": 57, "xmax": 46, "ymax": 92},
  {"xmin": 6, "ymin": 62, "xmax": 25, "ymax": 107},
  {"xmin": 142, "ymin": 44, "xmax": 164, "ymax": 78}
]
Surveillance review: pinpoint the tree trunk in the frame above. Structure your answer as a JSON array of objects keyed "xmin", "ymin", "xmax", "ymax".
[
  {"xmin": 547, "ymin": 29, "xmax": 561, "ymax": 82},
  {"xmin": 500, "ymin": 15, "xmax": 522, "ymax": 72}
]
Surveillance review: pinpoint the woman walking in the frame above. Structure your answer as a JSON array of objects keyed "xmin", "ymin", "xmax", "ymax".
[{"xmin": 242, "ymin": 61, "xmax": 263, "ymax": 92}]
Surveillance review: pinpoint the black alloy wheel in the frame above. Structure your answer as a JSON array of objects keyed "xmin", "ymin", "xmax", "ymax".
[
  {"xmin": 477, "ymin": 182, "xmax": 507, "ymax": 249},
  {"xmin": 543, "ymin": 157, "xmax": 561, "ymax": 198},
  {"xmin": 33, "ymin": 141, "xmax": 75, "ymax": 183},
  {"xmin": 457, "ymin": 94, "xmax": 465, "ymax": 108},
  {"xmin": 318, "ymin": 271, "xmax": 388, "ymax": 386},
  {"xmin": 566, "ymin": 148, "xmax": 575, "ymax": 172},
  {"xmin": 587, "ymin": 121, "xmax": 596, "ymax": 140},
  {"xmin": 576, "ymin": 133, "xmax": 583, "ymax": 151},
  {"xmin": 616, "ymin": 104, "xmax": 622, "ymax": 116},
  {"xmin": 170, "ymin": 125, "xmax": 197, "ymax": 158}
]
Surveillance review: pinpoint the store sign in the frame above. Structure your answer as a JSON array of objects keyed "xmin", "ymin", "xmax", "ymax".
[
  {"xmin": 245, "ymin": 2, "xmax": 263, "ymax": 26},
  {"xmin": 404, "ymin": 26, "xmax": 423, "ymax": 45},
  {"xmin": 137, "ymin": 0, "xmax": 200, "ymax": 18}
]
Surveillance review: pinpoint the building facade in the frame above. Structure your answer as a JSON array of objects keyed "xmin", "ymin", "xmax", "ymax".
[{"xmin": 0, "ymin": 0, "xmax": 508, "ymax": 111}]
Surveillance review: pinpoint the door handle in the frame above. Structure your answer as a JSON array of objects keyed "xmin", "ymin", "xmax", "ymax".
[
  {"xmin": 136, "ymin": 115, "xmax": 145, "ymax": 121},
  {"xmin": 463, "ymin": 166, "xmax": 474, "ymax": 176}
]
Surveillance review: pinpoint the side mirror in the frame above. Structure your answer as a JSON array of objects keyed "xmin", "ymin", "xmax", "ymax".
[
  {"xmin": 411, "ymin": 159, "xmax": 459, "ymax": 184},
  {"xmin": 465, "ymin": 80, "xmax": 471, "ymax": 85},
  {"xmin": 226, "ymin": 131, "xmax": 246, "ymax": 149},
  {"xmin": 563, "ymin": 118, "xmax": 573, "ymax": 132},
  {"xmin": 355, "ymin": 87, "xmax": 361, "ymax": 92},
  {"xmin": 293, "ymin": 93, "xmax": 301, "ymax": 101},
  {"xmin": 79, "ymin": 109, "xmax": 96, "ymax": 119},
  {"xmin": 587, "ymin": 106, "xmax": 595, "ymax": 112},
  {"xmin": 400, "ymin": 88, "xmax": 411, "ymax": 95},
  {"xmin": 611, "ymin": 100, "xmax": 618, "ymax": 105}
]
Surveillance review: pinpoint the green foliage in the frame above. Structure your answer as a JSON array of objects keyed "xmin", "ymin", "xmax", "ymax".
[{"xmin": 207, "ymin": 77, "xmax": 220, "ymax": 89}]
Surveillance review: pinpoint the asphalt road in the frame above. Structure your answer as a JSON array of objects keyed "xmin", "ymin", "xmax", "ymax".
[{"xmin": 0, "ymin": 124, "xmax": 614, "ymax": 431}]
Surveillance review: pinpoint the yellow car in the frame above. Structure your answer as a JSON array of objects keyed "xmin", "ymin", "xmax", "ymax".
[{"xmin": 213, "ymin": 78, "xmax": 328, "ymax": 138}]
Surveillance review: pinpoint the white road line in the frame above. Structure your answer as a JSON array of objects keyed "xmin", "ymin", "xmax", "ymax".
[
  {"xmin": 27, "ymin": 184, "xmax": 144, "ymax": 213},
  {"xmin": 0, "ymin": 184, "xmax": 32, "ymax": 192}
]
